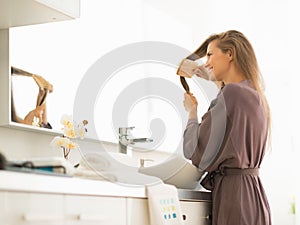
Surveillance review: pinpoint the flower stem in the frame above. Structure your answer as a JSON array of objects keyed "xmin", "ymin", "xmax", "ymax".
[{"xmin": 63, "ymin": 147, "xmax": 70, "ymax": 160}]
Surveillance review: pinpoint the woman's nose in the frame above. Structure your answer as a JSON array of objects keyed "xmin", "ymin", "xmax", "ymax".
[
  {"xmin": 204, "ymin": 57, "xmax": 209, "ymax": 65},
  {"xmin": 204, "ymin": 61, "xmax": 209, "ymax": 68}
]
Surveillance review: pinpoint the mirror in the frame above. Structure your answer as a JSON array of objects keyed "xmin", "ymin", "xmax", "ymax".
[
  {"xmin": 7, "ymin": 0, "xmax": 201, "ymax": 144},
  {"xmin": 8, "ymin": 0, "xmax": 145, "ymax": 136},
  {"xmin": 11, "ymin": 67, "xmax": 53, "ymax": 129}
]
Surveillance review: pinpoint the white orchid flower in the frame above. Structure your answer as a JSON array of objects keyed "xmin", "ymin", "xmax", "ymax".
[
  {"xmin": 60, "ymin": 114, "xmax": 73, "ymax": 127},
  {"xmin": 50, "ymin": 136, "xmax": 78, "ymax": 150},
  {"xmin": 75, "ymin": 122, "xmax": 87, "ymax": 139},
  {"xmin": 50, "ymin": 115, "xmax": 87, "ymax": 159}
]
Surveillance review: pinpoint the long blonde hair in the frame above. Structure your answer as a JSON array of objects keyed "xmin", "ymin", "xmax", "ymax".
[{"xmin": 188, "ymin": 30, "xmax": 271, "ymax": 148}]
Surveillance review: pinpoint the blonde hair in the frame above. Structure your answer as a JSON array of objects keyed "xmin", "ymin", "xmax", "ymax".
[{"xmin": 188, "ymin": 30, "xmax": 271, "ymax": 148}]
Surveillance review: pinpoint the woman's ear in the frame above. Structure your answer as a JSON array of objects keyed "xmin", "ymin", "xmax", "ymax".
[{"xmin": 227, "ymin": 50, "xmax": 233, "ymax": 61}]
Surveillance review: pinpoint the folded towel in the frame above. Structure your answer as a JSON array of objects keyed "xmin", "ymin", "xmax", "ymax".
[{"xmin": 146, "ymin": 183, "xmax": 183, "ymax": 225}]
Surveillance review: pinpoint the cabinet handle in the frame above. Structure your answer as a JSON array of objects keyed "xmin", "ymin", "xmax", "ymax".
[
  {"xmin": 77, "ymin": 214, "xmax": 105, "ymax": 221},
  {"xmin": 23, "ymin": 213, "xmax": 63, "ymax": 221},
  {"xmin": 182, "ymin": 214, "xmax": 211, "ymax": 221},
  {"xmin": 200, "ymin": 215, "xmax": 212, "ymax": 220}
]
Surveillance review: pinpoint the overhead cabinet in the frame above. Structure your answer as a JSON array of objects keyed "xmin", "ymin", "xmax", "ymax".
[
  {"xmin": 0, "ymin": 0, "xmax": 80, "ymax": 127},
  {"xmin": 0, "ymin": 0, "xmax": 80, "ymax": 29}
]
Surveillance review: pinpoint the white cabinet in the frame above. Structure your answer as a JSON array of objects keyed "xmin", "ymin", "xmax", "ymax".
[
  {"xmin": 4, "ymin": 192, "xmax": 64, "ymax": 225},
  {"xmin": 0, "ymin": 192, "xmax": 5, "ymax": 223},
  {"xmin": 181, "ymin": 200, "xmax": 212, "ymax": 225},
  {"xmin": 126, "ymin": 198, "xmax": 150, "ymax": 225},
  {"xmin": 0, "ymin": 0, "xmax": 80, "ymax": 29},
  {"xmin": 64, "ymin": 195, "xmax": 127, "ymax": 225},
  {"xmin": 1, "ymin": 191, "xmax": 211, "ymax": 225},
  {"xmin": 126, "ymin": 198, "xmax": 212, "ymax": 225},
  {"xmin": 0, "ymin": 191, "xmax": 127, "ymax": 225},
  {"xmin": 0, "ymin": 172, "xmax": 211, "ymax": 225}
]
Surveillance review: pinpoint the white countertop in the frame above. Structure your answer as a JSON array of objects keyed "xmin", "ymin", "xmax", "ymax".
[
  {"xmin": 0, "ymin": 170, "xmax": 146, "ymax": 198},
  {"xmin": 0, "ymin": 170, "xmax": 211, "ymax": 201}
]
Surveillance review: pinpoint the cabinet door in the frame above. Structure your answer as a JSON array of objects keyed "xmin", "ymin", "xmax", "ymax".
[
  {"xmin": 126, "ymin": 198, "xmax": 212, "ymax": 225},
  {"xmin": 64, "ymin": 195, "xmax": 126, "ymax": 225},
  {"xmin": 181, "ymin": 201, "xmax": 212, "ymax": 225},
  {"xmin": 126, "ymin": 198, "xmax": 150, "ymax": 225},
  {"xmin": 4, "ymin": 192, "xmax": 64, "ymax": 225},
  {"xmin": 0, "ymin": 192, "xmax": 5, "ymax": 223},
  {"xmin": 37, "ymin": 0, "xmax": 80, "ymax": 18}
]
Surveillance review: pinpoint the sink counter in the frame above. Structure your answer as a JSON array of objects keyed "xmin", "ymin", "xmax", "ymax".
[
  {"xmin": 0, "ymin": 170, "xmax": 211, "ymax": 201},
  {"xmin": 0, "ymin": 170, "xmax": 212, "ymax": 225}
]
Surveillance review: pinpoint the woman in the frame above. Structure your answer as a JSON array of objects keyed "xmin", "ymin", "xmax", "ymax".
[{"xmin": 182, "ymin": 30, "xmax": 271, "ymax": 225}]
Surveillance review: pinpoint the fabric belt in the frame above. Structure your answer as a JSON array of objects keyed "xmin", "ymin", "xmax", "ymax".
[
  {"xmin": 205, "ymin": 168, "xmax": 260, "ymax": 189},
  {"xmin": 222, "ymin": 168, "xmax": 259, "ymax": 176}
]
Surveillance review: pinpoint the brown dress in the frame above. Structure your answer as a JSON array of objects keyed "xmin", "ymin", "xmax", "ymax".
[{"xmin": 183, "ymin": 80, "xmax": 271, "ymax": 225}]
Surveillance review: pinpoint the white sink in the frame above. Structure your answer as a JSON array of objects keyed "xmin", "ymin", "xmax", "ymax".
[
  {"xmin": 138, "ymin": 155, "xmax": 204, "ymax": 189},
  {"xmin": 77, "ymin": 152, "xmax": 203, "ymax": 188}
]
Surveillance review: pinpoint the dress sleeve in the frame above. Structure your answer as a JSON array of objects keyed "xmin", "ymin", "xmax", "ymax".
[
  {"xmin": 183, "ymin": 89, "xmax": 227, "ymax": 171},
  {"xmin": 183, "ymin": 118, "xmax": 200, "ymax": 160}
]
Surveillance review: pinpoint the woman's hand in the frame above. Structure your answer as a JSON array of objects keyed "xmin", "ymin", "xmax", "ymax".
[
  {"xmin": 184, "ymin": 93, "xmax": 198, "ymax": 119},
  {"xmin": 184, "ymin": 93, "xmax": 197, "ymax": 111},
  {"xmin": 193, "ymin": 65, "xmax": 215, "ymax": 81}
]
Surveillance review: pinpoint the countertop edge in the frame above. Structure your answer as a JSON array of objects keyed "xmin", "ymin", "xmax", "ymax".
[{"xmin": 0, "ymin": 170, "xmax": 211, "ymax": 201}]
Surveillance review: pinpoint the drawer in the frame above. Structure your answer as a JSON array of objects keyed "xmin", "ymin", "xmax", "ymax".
[
  {"xmin": 181, "ymin": 201, "xmax": 212, "ymax": 225},
  {"xmin": 126, "ymin": 198, "xmax": 150, "ymax": 225},
  {"xmin": 4, "ymin": 192, "xmax": 64, "ymax": 225},
  {"xmin": 64, "ymin": 195, "xmax": 126, "ymax": 225},
  {"xmin": 126, "ymin": 198, "xmax": 212, "ymax": 225}
]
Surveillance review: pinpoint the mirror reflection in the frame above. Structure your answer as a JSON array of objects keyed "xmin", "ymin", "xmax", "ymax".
[
  {"xmin": 9, "ymin": 0, "xmax": 144, "ymax": 134},
  {"xmin": 11, "ymin": 67, "xmax": 53, "ymax": 129}
]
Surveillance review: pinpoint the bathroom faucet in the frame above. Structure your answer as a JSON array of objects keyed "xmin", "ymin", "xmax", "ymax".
[{"xmin": 118, "ymin": 127, "xmax": 153, "ymax": 154}]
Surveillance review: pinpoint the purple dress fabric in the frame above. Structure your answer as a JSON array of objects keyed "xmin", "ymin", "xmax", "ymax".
[{"xmin": 183, "ymin": 80, "xmax": 271, "ymax": 225}]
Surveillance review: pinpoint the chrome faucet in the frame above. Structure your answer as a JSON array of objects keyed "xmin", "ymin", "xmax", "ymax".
[{"xmin": 118, "ymin": 127, "xmax": 153, "ymax": 154}]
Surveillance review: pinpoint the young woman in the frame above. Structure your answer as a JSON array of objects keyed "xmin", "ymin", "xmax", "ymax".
[{"xmin": 183, "ymin": 30, "xmax": 272, "ymax": 225}]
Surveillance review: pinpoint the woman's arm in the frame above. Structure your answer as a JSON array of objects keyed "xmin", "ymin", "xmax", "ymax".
[{"xmin": 183, "ymin": 90, "xmax": 227, "ymax": 171}]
